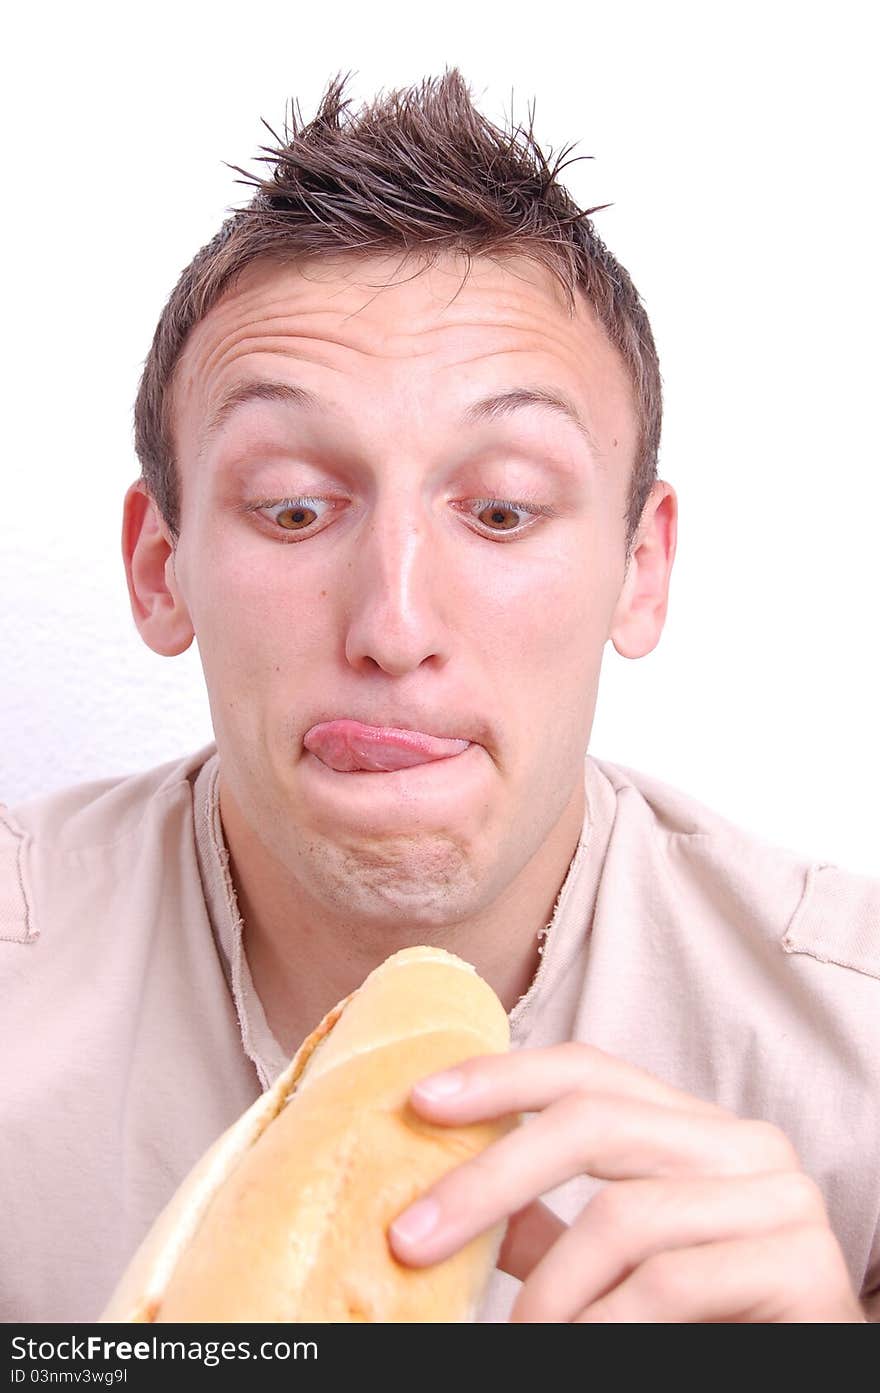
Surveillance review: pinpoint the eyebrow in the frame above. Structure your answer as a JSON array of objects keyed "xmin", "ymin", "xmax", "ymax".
[
  {"xmin": 462, "ymin": 386, "xmax": 600, "ymax": 457},
  {"xmin": 200, "ymin": 378, "xmax": 600, "ymax": 460},
  {"xmin": 199, "ymin": 380, "xmax": 320, "ymax": 457}
]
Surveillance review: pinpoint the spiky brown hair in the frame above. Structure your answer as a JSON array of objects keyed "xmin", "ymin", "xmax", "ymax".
[{"xmin": 134, "ymin": 70, "xmax": 661, "ymax": 554}]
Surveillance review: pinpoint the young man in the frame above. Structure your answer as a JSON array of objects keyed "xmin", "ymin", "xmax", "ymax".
[{"xmin": 1, "ymin": 73, "xmax": 877, "ymax": 1323}]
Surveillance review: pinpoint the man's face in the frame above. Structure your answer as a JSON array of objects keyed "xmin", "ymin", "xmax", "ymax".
[{"xmin": 166, "ymin": 252, "xmax": 642, "ymax": 927}]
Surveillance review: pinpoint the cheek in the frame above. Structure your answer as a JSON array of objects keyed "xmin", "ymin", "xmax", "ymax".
[
  {"xmin": 172, "ymin": 519, "xmax": 304, "ymax": 710},
  {"xmin": 181, "ymin": 505, "xmax": 324, "ymax": 639},
  {"xmin": 466, "ymin": 544, "xmax": 609, "ymax": 669}
]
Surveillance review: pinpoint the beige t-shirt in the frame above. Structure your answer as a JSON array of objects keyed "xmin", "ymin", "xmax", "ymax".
[{"xmin": 2, "ymin": 744, "xmax": 878, "ymax": 1323}]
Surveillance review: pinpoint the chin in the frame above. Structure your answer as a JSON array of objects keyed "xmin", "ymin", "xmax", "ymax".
[{"xmin": 306, "ymin": 833, "xmax": 480, "ymax": 923}]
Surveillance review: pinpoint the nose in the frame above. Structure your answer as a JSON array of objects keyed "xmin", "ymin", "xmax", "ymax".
[{"xmin": 343, "ymin": 493, "xmax": 452, "ymax": 677}]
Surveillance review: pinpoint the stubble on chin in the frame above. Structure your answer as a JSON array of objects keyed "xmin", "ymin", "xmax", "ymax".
[{"xmin": 300, "ymin": 829, "xmax": 480, "ymax": 925}]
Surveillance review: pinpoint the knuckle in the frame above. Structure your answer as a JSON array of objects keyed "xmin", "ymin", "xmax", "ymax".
[
  {"xmin": 630, "ymin": 1249, "xmax": 687, "ymax": 1307},
  {"xmin": 447, "ymin": 1151, "xmax": 498, "ymax": 1208},
  {"xmin": 461, "ymin": 1144, "xmax": 498, "ymax": 1182},
  {"xmin": 739, "ymin": 1118, "xmax": 800, "ymax": 1170},
  {"xmin": 798, "ymin": 1222, "xmax": 841, "ymax": 1264},
  {"xmin": 553, "ymin": 1087, "xmax": 596, "ymax": 1129},
  {"xmin": 778, "ymin": 1170, "xmax": 828, "ymax": 1223},
  {"xmin": 429, "ymin": 1142, "xmax": 496, "ymax": 1206},
  {"xmin": 796, "ymin": 1225, "xmax": 841, "ymax": 1270},
  {"xmin": 584, "ymin": 1180, "xmax": 661, "ymax": 1255},
  {"xmin": 458, "ymin": 1054, "xmax": 491, "ymax": 1082},
  {"xmin": 559, "ymin": 1040, "xmax": 603, "ymax": 1072},
  {"xmin": 586, "ymin": 1182, "xmax": 629, "ymax": 1234},
  {"xmin": 784, "ymin": 1224, "xmax": 848, "ymax": 1300}
]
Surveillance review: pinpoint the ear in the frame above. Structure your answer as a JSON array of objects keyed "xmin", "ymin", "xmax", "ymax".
[
  {"xmin": 609, "ymin": 481, "xmax": 678, "ymax": 659},
  {"xmin": 122, "ymin": 480, "xmax": 194, "ymax": 656}
]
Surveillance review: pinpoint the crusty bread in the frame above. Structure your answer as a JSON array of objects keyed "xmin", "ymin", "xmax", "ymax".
[{"xmin": 100, "ymin": 946, "xmax": 513, "ymax": 1323}]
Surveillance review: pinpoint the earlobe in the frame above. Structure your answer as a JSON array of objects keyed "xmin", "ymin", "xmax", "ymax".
[
  {"xmin": 122, "ymin": 480, "xmax": 195, "ymax": 657},
  {"xmin": 609, "ymin": 483, "xmax": 678, "ymax": 660}
]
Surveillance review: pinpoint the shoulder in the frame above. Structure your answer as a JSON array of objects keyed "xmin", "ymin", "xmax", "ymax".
[
  {"xmin": 590, "ymin": 755, "xmax": 880, "ymax": 982},
  {"xmin": 4, "ymin": 742, "xmax": 218, "ymax": 850},
  {"xmin": 0, "ymin": 743, "xmax": 218, "ymax": 946}
]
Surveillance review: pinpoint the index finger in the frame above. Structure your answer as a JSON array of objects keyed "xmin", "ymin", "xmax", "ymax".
[{"xmin": 409, "ymin": 1041, "xmax": 728, "ymax": 1122}]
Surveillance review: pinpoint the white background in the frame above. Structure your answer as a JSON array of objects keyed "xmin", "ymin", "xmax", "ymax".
[{"xmin": 1, "ymin": 0, "xmax": 877, "ymax": 875}]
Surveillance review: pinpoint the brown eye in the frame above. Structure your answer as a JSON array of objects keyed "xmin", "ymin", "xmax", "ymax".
[
  {"xmin": 276, "ymin": 504, "xmax": 318, "ymax": 530},
  {"xmin": 477, "ymin": 503, "xmax": 520, "ymax": 531}
]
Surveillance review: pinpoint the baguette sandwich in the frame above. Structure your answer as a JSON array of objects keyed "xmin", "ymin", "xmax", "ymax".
[{"xmin": 101, "ymin": 945, "xmax": 513, "ymax": 1323}]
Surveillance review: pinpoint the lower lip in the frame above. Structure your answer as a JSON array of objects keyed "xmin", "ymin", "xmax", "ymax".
[{"xmin": 300, "ymin": 743, "xmax": 485, "ymax": 811}]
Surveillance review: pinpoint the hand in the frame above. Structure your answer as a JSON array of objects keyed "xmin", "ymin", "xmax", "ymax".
[{"xmin": 387, "ymin": 1043, "xmax": 866, "ymax": 1322}]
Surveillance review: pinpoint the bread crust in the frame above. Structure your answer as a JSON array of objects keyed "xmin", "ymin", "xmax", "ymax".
[{"xmin": 100, "ymin": 947, "xmax": 512, "ymax": 1323}]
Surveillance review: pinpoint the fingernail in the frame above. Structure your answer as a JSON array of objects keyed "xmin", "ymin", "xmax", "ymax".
[
  {"xmin": 414, "ymin": 1069, "xmax": 465, "ymax": 1100},
  {"xmin": 390, "ymin": 1198, "xmax": 439, "ymax": 1246}
]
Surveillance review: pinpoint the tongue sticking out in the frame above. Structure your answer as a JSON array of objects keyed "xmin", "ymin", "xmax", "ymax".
[{"xmin": 303, "ymin": 719, "xmax": 471, "ymax": 773}]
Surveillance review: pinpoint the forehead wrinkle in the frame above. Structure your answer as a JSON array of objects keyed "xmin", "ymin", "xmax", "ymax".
[
  {"xmin": 189, "ymin": 258, "xmax": 598, "ymax": 361},
  {"xmin": 193, "ymin": 319, "xmax": 479, "ymax": 386},
  {"xmin": 396, "ymin": 314, "xmax": 613, "ymax": 374},
  {"xmin": 181, "ymin": 286, "xmax": 632, "ymax": 460},
  {"xmin": 196, "ymin": 283, "xmax": 588, "ymax": 359},
  {"xmin": 186, "ymin": 335, "xmax": 383, "ymax": 437}
]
